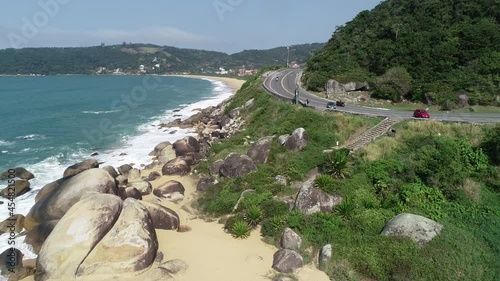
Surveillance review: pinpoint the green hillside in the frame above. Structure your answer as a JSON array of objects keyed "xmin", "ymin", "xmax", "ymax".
[
  {"xmin": 304, "ymin": 0, "xmax": 500, "ymax": 106},
  {"xmin": 0, "ymin": 43, "xmax": 324, "ymax": 75},
  {"xmin": 196, "ymin": 71, "xmax": 500, "ymax": 280}
]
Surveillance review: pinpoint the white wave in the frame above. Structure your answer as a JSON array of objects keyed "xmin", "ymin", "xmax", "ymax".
[
  {"xmin": 82, "ymin": 110, "xmax": 121, "ymax": 115},
  {"xmin": 15, "ymin": 134, "xmax": 46, "ymax": 141},
  {"xmin": 0, "ymin": 140, "xmax": 14, "ymax": 146},
  {"xmin": 0, "ymin": 77, "xmax": 236, "ymax": 261}
]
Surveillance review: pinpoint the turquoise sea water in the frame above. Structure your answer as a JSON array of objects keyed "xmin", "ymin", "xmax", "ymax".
[{"xmin": 0, "ymin": 75, "xmax": 232, "ymax": 259}]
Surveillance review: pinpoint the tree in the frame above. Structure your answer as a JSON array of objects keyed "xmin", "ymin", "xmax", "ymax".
[
  {"xmin": 371, "ymin": 67, "xmax": 413, "ymax": 102},
  {"xmin": 481, "ymin": 125, "xmax": 500, "ymax": 165}
]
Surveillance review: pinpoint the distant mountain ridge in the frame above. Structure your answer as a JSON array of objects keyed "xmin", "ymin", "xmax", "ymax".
[{"xmin": 0, "ymin": 43, "xmax": 324, "ymax": 75}]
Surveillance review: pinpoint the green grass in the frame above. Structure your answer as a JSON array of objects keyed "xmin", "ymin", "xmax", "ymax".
[{"xmin": 195, "ymin": 73, "xmax": 500, "ymax": 280}]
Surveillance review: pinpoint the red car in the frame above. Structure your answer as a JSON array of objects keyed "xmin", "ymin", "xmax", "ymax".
[{"xmin": 413, "ymin": 109, "xmax": 430, "ymax": 118}]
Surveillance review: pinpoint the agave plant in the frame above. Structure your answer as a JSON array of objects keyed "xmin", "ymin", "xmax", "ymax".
[
  {"xmin": 232, "ymin": 219, "xmax": 251, "ymax": 239},
  {"xmin": 314, "ymin": 174, "xmax": 335, "ymax": 191},
  {"xmin": 334, "ymin": 197, "xmax": 354, "ymax": 220},
  {"xmin": 322, "ymin": 149, "xmax": 350, "ymax": 179},
  {"xmin": 244, "ymin": 205, "xmax": 263, "ymax": 227}
]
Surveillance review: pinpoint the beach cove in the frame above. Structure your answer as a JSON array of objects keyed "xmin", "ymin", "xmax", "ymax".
[{"xmin": 0, "ymin": 75, "xmax": 329, "ymax": 281}]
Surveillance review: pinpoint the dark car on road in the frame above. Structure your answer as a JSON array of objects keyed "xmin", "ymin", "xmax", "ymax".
[
  {"xmin": 336, "ymin": 101, "xmax": 346, "ymax": 107},
  {"xmin": 413, "ymin": 109, "xmax": 430, "ymax": 118},
  {"xmin": 326, "ymin": 101, "xmax": 336, "ymax": 109}
]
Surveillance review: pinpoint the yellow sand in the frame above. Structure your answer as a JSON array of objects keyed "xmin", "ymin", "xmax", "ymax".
[
  {"xmin": 165, "ymin": 75, "xmax": 246, "ymax": 95},
  {"xmin": 21, "ymin": 77, "xmax": 329, "ymax": 281}
]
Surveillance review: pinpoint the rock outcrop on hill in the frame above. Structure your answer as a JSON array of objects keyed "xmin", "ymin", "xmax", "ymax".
[
  {"xmin": 294, "ymin": 180, "xmax": 343, "ymax": 215},
  {"xmin": 220, "ymin": 153, "xmax": 257, "ymax": 178},
  {"xmin": 381, "ymin": 213, "xmax": 443, "ymax": 245}
]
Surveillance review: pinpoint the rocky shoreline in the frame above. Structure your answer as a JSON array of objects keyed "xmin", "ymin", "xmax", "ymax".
[
  {"xmin": 0, "ymin": 79, "xmax": 247, "ymax": 280},
  {"xmin": 0, "ymin": 76, "xmax": 337, "ymax": 281}
]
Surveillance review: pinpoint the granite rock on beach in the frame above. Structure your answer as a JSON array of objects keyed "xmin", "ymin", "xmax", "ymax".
[{"xmin": 9, "ymin": 76, "xmax": 331, "ymax": 281}]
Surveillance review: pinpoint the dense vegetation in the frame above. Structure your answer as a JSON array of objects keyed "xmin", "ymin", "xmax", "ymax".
[
  {"xmin": 195, "ymin": 73, "xmax": 500, "ymax": 280},
  {"xmin": 0, "ymin": 43, "xmax": 324, "ymax": 75},
  {"xmin": 304, "ymin": 0, "xmax": 500, "ymax": 106}
]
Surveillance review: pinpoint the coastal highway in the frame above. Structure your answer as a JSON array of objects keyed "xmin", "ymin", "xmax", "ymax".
[{"xmin": 263, "ymin": 69, "xmax": 500, "ymax": 123}]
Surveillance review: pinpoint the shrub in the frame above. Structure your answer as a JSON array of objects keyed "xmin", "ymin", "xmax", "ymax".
[
  {"xmin": 261, "ymin": 214, "xmax": 287, "ymax": 238},
  {"xmin": 224, "ymin": 214, "xmax": 245, "ymax": 231},
  {"xmin": 231, "ymin": 220, "xmax": 250, "ymax": 239},
  {"xmin": 322, "ymin": 149, "xmax": 350, "ymax": 179},
  {"xmin": 398, "ymin": 182, "xmax": 447, "ymax": 220},
  {"xmin": 238, "ymin": 192, "xmax": 273, "ymax": 211},
  {"xmin": 315, "ymin": 174, "xmax": 336, "ymax": 192},
  {"xmin": 334, "ymin": 197, "xmax": 355, "ymax": 220},
  {"xmin": 480, "ymin": 124, "xmax": 500, "ymax": 165},
  {"xmin": 371, "ymin": 67, "xmax": 413, "ymax": 102},
  {"xmin": 244, "ymin": 205, "xmax": 263, "ymax": 227},
  {"xmin": 261, "ymin": 200, "xmax": 290, "ymax": 218},
  {"xmin": 351, "ymin": 209, "xmax": 393, "ymax": 234}
]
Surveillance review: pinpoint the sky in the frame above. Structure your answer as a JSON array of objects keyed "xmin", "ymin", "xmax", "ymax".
[{"xmin": 0, "ymin": 0, "xmax": 382, "ymax": 54}]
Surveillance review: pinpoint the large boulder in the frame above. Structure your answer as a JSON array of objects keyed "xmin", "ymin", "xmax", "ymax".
[
  {"xmin": 196, "ymin": 177, "xmax": 217, "ymax": 192},
  {"xmin": 140, "ymin": 201, "xmax": 180, "ymax": 230},
  {"xmin": 220, "ymin": 153, "xmax": 257, "ymax": 179},
  {"xmin": 272, "ymin": 249, "xmax": 304, "ymax": 273},
  {"xmin": 102, "ymin": 166, "xmax": 119, "ymax": 178},
  {"xmin": 147, "ymin": 171, "xmax": 162, "ymax": 182},
  {"xmin": 161, "ymin": 158, "xmax": 190, "ymax": 176},
  {"xmin": 173, "ymin": 136, "xmax": 200, "ymax": 157},
  {"xmin": 0, "ymin": 167, "xmax": 34, "ymax": 181},
  {"xmin": 118, "ymin": 164, "xmax": 133, "ymax": 176},
  {"xmin": 150, "ymin": 141, "xmax": 172, "ymax": 157},
  {"xmin": 25, "ymin": 168, "xmax": 117, "ymax": 229},
  {"xmin": 0, "ymin": 248, "xmax": 23, "ymax": 275},
  {"xmin": 25, "ymin": 220, "xmax": 59, "ymax": 255},
  {"xmin": 278, "ymin": 135, "xmax": 290, "ymax": 146},
  {"xmin": 158, "ymin": 145, "xmax": 176, "ymax": 164},
  {"xmin": 381, "ymin": 213, "xmax": 444, "ymax": 245},
  {"xmin": 127, "ymin": 168, "xmax": 141, "ymax": 181},
  {"xmin": 1, "ymin": 180, "xmax": 31, "ymax": 198},
  {"xmin": 35, "ymin": 177, "xmax": 70, "ymax": 203},
  {"xmin": 457, "ymin": 92, "xmax": 470, "ymax": 108},
  {"xmin": 0, "ymin": 214, "xmax": 24, "ymax": 234},
  {"xmin": 128, "ymin": 181, "xmax": 152, "ymax": 196},
  {"xmin": 35, "ymin": 194, "xmax": 122, "ymax": 280},
  {"xmin": 118, "ymin": 187, "xmax": 143, "ymax": 200},
  {"xmin": 116, "ymin": 175, "xmax": 128, "ymax": 187},
  {"xmin": 209, "ymin": 159, "xmax": 224, "ymax": 177},
  {"xmin": 76, "ymin": 198, "xmax": 158, "ymax": 276},
  {"xmin": 294, "ymin": 180, "xmax": 342, "ymax": 215},
  {"xmin": 285, "ymin": 128, "xmax": 308, "ymax": 152},
  {"xmin": 63, "ymin": 159, "xmax": 99, "ymax": 177},
  {"xmin": 247, "ymin": 136, "xmax": 273, "ymax": 165},
  {"xmin": 280, "ymin": 228, "xmax": 302, "ymax": 251},
  {"xmin": 153, "ymin": 180, "xmax": 185, "ymax": 202}
]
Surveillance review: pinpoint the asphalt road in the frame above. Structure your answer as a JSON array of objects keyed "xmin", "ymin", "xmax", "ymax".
[{"xmin": 263, "ymin": 69, "xmax": 500, "ymax": 123}]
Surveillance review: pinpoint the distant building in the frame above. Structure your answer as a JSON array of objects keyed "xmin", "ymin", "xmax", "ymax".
[
  {"xmin": 95, "ymin": 67, "xmax": 106, "ymax": 75},
  {"xmin": 237, "ymin": 68, "xmax": 259, "ymax": 76},
  {"xmin": 216, "ymin": 67, "xmax": 228, "ymax": 75}
]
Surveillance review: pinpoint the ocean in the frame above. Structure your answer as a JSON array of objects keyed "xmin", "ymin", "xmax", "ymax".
[{"xmin": 0, "ymin": 75, "xmax": 232, "ymax": 261}]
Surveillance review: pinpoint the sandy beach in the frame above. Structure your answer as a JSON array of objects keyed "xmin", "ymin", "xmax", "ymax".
[
  {"xmin": 20, "ymin": 75, "xmax": 329, "ymax": 281},
  {"xmin": 166, "ymin": 74, "xmax": 247, "ymax": 95}
]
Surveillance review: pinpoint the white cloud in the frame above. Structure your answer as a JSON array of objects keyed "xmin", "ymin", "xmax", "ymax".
[{"xmin": 0, "ymin": 25, "xmax": 217, "ymax": 49}]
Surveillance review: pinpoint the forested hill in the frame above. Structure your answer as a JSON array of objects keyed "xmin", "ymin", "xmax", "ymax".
[
  {"xmin": 304, "ymin": 0, "xmax": 500, "ymax": 106},
  {"xmin": 0, "ymin": 43, "xmax": 324, "ymax": 76}
]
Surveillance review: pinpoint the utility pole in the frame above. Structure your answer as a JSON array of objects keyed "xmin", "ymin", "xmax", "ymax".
[{"xmin": 286, "ymin": 46, "xmax": 290, "ymax": 68}]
